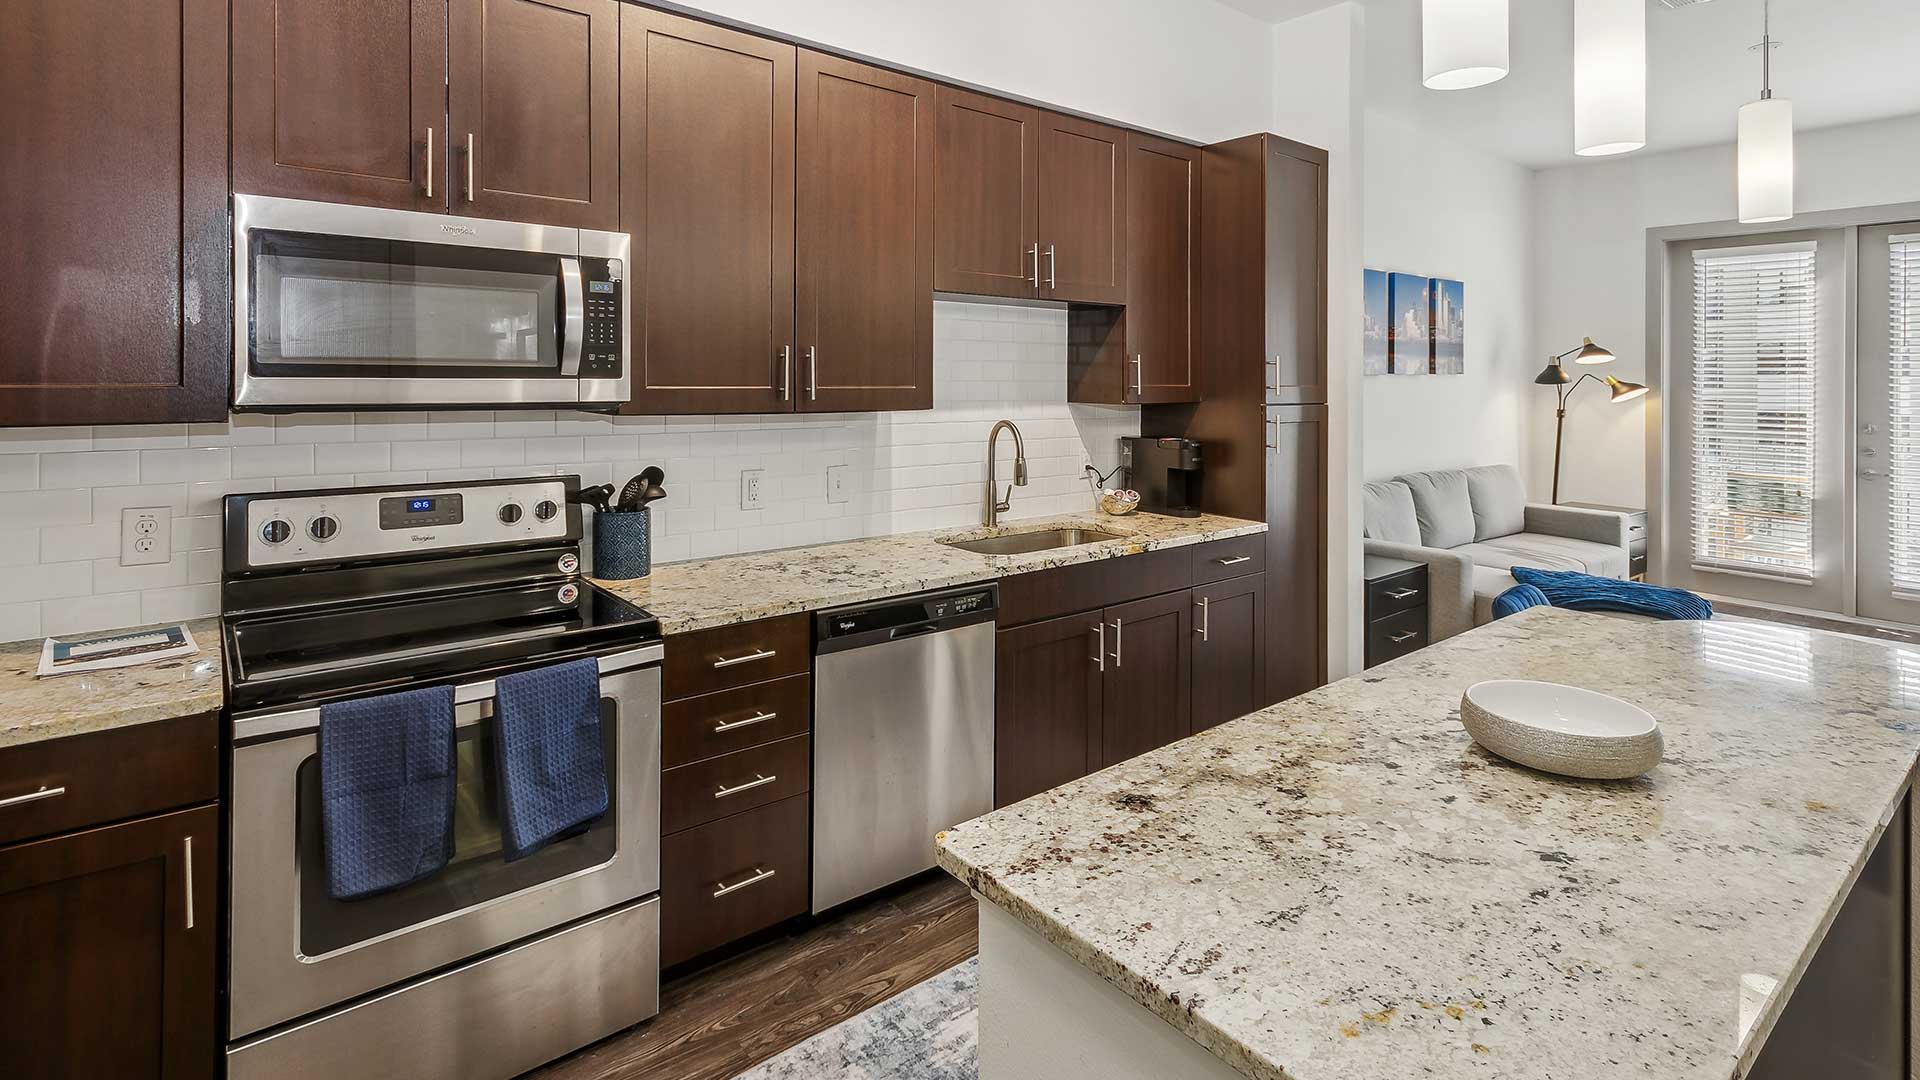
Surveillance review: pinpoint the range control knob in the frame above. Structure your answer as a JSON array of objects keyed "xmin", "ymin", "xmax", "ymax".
[
  {"xmin": 307, "ymin": 515, "xmax": 340, "ymax": 542},
  {"xmin": 498, "ymin": 502, "xmax": 524, "ymax": 525},
  {"xmin": 533, "ymin": 499, "xmax": 560, "ymax": 522},
  {"xmin": 260, "ymin": 519, "xmax": 292, "ymax": 545}
]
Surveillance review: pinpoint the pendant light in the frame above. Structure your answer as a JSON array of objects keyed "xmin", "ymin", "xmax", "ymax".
[
  {"xmin": 1573, "ymin": 0, "xmax": 1646, "ymax": 156},
  {"xmin": 1738, "ymin": 0, "xmax": 1794, "ymax": 223},
  {"xmin": 1423, "ymin": 0, "xmax": 1509, "ymax": 91}
]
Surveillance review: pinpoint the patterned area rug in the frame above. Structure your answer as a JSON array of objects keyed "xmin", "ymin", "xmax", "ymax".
[{"xmin": 735, "ymin": 958, "xmax": 978, "ymax": 1080}]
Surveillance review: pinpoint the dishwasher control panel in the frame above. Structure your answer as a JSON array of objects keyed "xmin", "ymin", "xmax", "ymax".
[{"xmin": 815, "ymin": 584, "xmax": 998, "ymax": 651}]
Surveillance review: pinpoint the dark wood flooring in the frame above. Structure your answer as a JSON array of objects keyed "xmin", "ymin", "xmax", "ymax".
[{"xmin": 526, "ymin": 873, "xmax": 977, "ymax": 1080}]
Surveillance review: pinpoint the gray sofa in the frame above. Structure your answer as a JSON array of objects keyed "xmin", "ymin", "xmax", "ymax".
[{"xmin": 1363, "ymin": 464, "xmax": 1631, "ymax": 641}]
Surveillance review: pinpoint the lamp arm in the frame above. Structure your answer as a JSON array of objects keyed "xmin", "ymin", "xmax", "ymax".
[{"xmin": 1561, "ymin": 371, "xmax": 1604, "ymax": 407}]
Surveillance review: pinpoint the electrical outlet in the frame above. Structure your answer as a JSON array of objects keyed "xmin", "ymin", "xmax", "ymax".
[
  {"xmin": 740, "ymin": 468, "xmax": 766, "ymax": 511},
  {"xmin": 120, "ymin": 507, "xmax": 172, "ymax": 567},
  {"xmin": 826, "ymin": 464, "xmax": 849, "ymax": 504}
]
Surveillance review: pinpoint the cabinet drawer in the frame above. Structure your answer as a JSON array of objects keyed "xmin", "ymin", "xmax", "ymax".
[
  {"xmin": 664, "ymin": 674, "xmax": 812, "ymax": 769},
  {"xmin": 1190, "ymin": 534, "xmax": 1266, "ymax": 585},
  {"xmin": 998, "ymin": 547, "xmax": 1189, "ymax": 628},
  {"xmin": 0, "ymin": 712, "xmax": 218, "ymax": 847},
  {"xmin": 664, "ymin": 614, "xmax": 810, "ymax": 700},
  {"xmin": 661, "ymin": 792, "xmax": 810, "ymax": 968},
  {"xmin": 662, "ymin": 734, "xmax": 811, "ymax": 835},
  {"xmin": 1629, "ymin": 551, "xmax": 1649, "ymax": 579},
  {"xmin": 1366, "ymin": 606, "xmax": 1428, "ymax": 667},
  {"xmin": 1365, "ymin": 567, "xmax": 1428, "ymax": 619}
]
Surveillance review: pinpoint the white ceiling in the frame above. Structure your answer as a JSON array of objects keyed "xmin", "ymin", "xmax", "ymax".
[{"xmin": 1229, "ymin": 0, "xmax": 1920, "ymax": 168}]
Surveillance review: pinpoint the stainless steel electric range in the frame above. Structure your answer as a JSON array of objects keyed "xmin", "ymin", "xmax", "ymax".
[{"xmin": 219, "ymin": 475, "xmax": 663, "ymax": 1080}]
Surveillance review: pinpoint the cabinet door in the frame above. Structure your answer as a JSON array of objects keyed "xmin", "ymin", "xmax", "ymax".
[
  {"xmin": 934, "ymin": 87, "xmax": 1039, "ymax": 299},
  {"xmin": 1264, "ymin": 138, "xmax": 1327, "ymax": 405},
  {"xmin": 1036, "ymin": 113, "xmax": 1127, "ymax": 305},
  {"xmin": 1, "ymin": 0, "xmax": 229, "ymax": 426},
  {"xmin": 620, "ymin": 8, "xmax": 795, "ymax": 414},
  {"xmin": 796, "ymin": 51, "xmax": 935, "ymax": 412},
  {"xmin": 448, "ymin": 0, "xmax": 620, "ymax": 229},
  {"xmin": 1098, "ymin": 591, "xmax": 1192, "ymax": 769},
  {"xmin": 995, "ymin": 612, "xmax": 1104, "ymax": 808},
  {"xmin": 1192, "ymin": 574, "xmax": 1265, "ymax": 732},
  {"xmin": 1123, "ymin": 133, "xmax": 1201, "ymax": 403},
  {"xmin": 0, "ymin": 805, "xmax": 217, "ymax": 1080},
  {"xmin": 1265, "ymin": 405, "xmax": 1327, "ymax": 704},
  {"xmin": 233, "ymin": 0, "xmax": 446, "ymax": 211}
]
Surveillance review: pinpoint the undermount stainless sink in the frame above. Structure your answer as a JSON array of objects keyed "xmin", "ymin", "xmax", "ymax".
[{"xmin": 940, "ymin": 527, "xmax": 1127, "ymax": 556}]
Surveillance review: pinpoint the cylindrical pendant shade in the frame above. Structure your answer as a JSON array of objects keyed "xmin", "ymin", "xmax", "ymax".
[
  {"xmin": 1574, "ymin": 0, "xmax": 1646, "ymax": 156},
  {"xmin": 1422, "ymin": 0, "xmax": 1509, "ymax": 91},
  {"xmin": 1738, "ymin": 97, "xmax": 1795, "ymax": 224}
]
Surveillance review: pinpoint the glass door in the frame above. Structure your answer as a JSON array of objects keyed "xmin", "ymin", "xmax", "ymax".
[{"xmin": 1856, "ymin": 223, "xmax": 1920, "ymax": 626}]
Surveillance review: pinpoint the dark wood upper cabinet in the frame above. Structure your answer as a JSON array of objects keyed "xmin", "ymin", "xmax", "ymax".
[
  {"xmin": 933, "ymin": 87, "xmax": 1040, "ymax": 299},
  {"xmin": 619, "ymin": 8, "xmax": 795, "ymax": 414},
  {"xmin": 0, "ymin": 0, "xmax": 229, "ymax": 427},
  {"xmin": 1036, "ymin": 113, "xmax": 1127, "ymax": 305},
  {"xmin": 795, "ymin": 51, "xmax": 935, "ymax": 412},
  {"xmin": 1192, "ymin": 574, "xmax": 1266, "ymax": 732},
  {"xmin": 1097, "ymin": 590, "xmax": 1191, "ymax": 769},
  {"xmin": 233, "ymin": 0, "xmax": 447, "ymax": 211},
  {"xmin": 0, "ymin": 804, "xmax": 217, "ymax": 1080},
  {"xmin": 1121, "ymin": 132, "xmax": 1200, "ymax": 404},
  {"xmin": 448, "ymin": 0, "xmax": 620, "ymax": 229},
  {"xmin": 1265, "ymin": 405, "xmax": 1327, "ymax": 704},
  {"xmin": 994, "ymin": 611, "xmax": 1103, "ymax": 809}
]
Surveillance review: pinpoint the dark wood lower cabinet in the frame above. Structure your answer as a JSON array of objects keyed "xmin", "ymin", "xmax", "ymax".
[
  {"xmin": 1192, "ymin": 574, "xmax": 1266, "ymax": 732},
  {"xmin": 0, "ymin": 803, "xmax": 217, "ymax": 1079},
  {"xmin": 1096, "ymin": 590, "xmax": 1191, "ymax": 769},
  {"xmin": 1265, "ymin": 406, "xmax": 1327, "ymax": 704},
  {"xmin": 994, "ymin": 610, "xmax": 1103, "ymax": 808},
  {"xmin": 660, "ymin": 793, "xmax": 810, "ymax": 969}
]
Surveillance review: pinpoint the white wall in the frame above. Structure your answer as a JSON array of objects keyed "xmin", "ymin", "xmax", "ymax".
[
  {"xmin": 1531, "ymin": 112, "xmax": 1920, "ymax": 509},
  {"xmin": 1361, "ymin": 107, "xmax": 1535, "ymax": 483}
]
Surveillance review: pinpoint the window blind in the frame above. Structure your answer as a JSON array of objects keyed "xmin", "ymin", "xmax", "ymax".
[
  {"xmin": 1889, "ymin": 234, "xmax": 1920, "ymax": 597},
  {"xmin": 1690, "ymin": 244, "xmax": 1818, "ymax": 578}
]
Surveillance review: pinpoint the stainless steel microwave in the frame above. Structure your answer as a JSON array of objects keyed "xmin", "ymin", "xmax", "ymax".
[{"xmin": 232, "ymin": 194, "xmax": 629, "ymax": 410}]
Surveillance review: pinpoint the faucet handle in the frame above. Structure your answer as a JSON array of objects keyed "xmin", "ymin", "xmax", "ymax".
[{"xmin": 996, "ymin": 485, "xmax": 1014, "ymax": 513}]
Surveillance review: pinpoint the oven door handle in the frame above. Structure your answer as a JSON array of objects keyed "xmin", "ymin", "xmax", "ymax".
[
  {"xmin": 232, "ymin": 642, "xmax": 663, "ymax": 740},
  {"xmin": 559, "ymin": 256, "xmax": 585, "ymax": 377}
]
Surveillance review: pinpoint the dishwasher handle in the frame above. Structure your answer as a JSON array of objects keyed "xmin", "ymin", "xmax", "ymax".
[{"xmin": 888, "ymin": 622, "xmax": 943, "ymax": 640}]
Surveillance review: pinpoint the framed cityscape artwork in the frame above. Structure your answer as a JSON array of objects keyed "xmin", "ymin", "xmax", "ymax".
[
  {"xmin": 1363, "ymin": 270, "xmax": 1465, "ymax": 376},
  {"xmin": 1387, "ymin": 272, "xmax": 1429, "ymax": 375},
  {"xmin": 1362, "ymin": 269, "xmax": 1390, "ymax": 375}
]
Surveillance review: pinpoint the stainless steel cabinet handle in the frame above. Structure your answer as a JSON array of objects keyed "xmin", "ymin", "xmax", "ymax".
[
  {"xmin": 713, "ymin": 867, "xmax": 776, "ymax": 898},
  {"xmin": 1385, "ymin": 587, "xmax": 1418, "ymax": 600},
  {"xmin": 1109, "ymin": 618, "xmax": 1122, "ymax": 667},
  {"xmin": 1629, "ymin": 523, "xmax": 1645, "ymax": 532},
  {"xmin": 1029, "ymin": 243, "xmax": 1040, "ymax": 288},
  {"xmin": 714, "ymin": 774, "xmax": 777, "ymax": 799},
  {"xmin": 1389, "ymin": 630, "xmax": 1419, "ymax": 644},
  {"xmin": 1215, "ymin": 555, "xmax": 1252, "ymax": 567},
  {"xmin": 712, "ymin": 648, "xmax": 776, "ymax": 669},
  {"xmin": 0, "ymin": 785, "xmax": 65, "ymax": 810},
  {"xmin": 423, "ymin": 127, "xmax": 435, "ymax": 198},
  {"xmin": 780, "ymin": 345, "xmax": 792, "ymax": 401},
  {"xmin": 714, "ymin": 710, "xmax": 776, "ymax": 733},
  {"xmin": 183, "ymin": 835, "xmax": 195, "ymax": 931},
  {"xmin": 1130, "ymin": 355, "xmax": 1144, "ymax": 400},
  {"xmin": 806, "ymin": 346, "xmax": 818, "ymax": 402},
  {"xmin": 1091, "ymin": 623, "xmax": 1105, "ymax": 672},
  {"xmin": 1266, "ymin": 355, "xmax": 1279, "ymax": 393},
  {"xmin": 465, "ymin": 132, "xmax": 476, "ymax": 202},
  {"xmin": 1265, "ymin": 417, "xmax": 1278, "ymax": 451},
  {"xmin": 1045, "ymin": 244, "xmax": 1057, "ymax": 289},
  {"xmin": 1195, "ymin": 596, "xmax": 1210, "ymax": 642}
]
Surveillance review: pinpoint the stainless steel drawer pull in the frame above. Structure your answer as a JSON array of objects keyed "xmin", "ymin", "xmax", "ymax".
[
  {"xmin": 780, "ymin": 345, "xmax": 792, "ymax": 402},
  {"xmin": 1385, "ymin": 587, "xmax": 1419, "ymax": 600},
  {"xmin": 713, "ymin": 867, "xmax": 777, "ymax": 898},
  {"xmin": 806, "ymin": 346, "xmax": 818, "ymax": 402},
  {"xmin": 0, "ymin": 785, "xmax": 65, "ymax": 810},
  {"xmin": 423, "ymin": 127, "xmax": 435, "ymax": 198},
  {"xmin": 712, "ymin": 648, "xmax": 776, "ymax": 669},
  {"xmin": 1029, "ymin": 243, "xmax": 1041, "ymax": 288},
  {"xmin": 183, "ymin": 835, "xmax": 195, "ymax": 931},
  {"xmin": 1091, "ymin": 623, "xmax": 1105, "ymax": 672},
  {"xmin": 1389, "ymin": 630, "xmax": 1420, "ymax": 644},
  {"xmin": 1045, "ymin": 244, "xmax": 1057, "ymax": 289},
  {"xmin": 714, "ymin": 710, "xmax": 776, "ymax": 734},
  {"xmin": 714, "ymin": 774, "xmax": 777, "ymax": 799},
  {"xmin": 465, "ymin": 132, "xmax": 476, "ymax": 202},
  {"xmin": 1195, "ymin": 596, "xmax": 1210, "ymax": 642},
  {"xmin": 1109, "ymin": 618, "xmax": 1123, "ymax": 667},
  {"xmin": 1214, "ymin": 555, "xmax": 1252, "ymax": 567},
  {"xmin": 1130, "ymin": 355, "xmax": 1144, "ymax": 399}
]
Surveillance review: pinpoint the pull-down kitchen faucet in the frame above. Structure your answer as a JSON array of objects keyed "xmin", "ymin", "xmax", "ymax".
[{"xmin": 985, "ymin": 420, "xmax": 1028, "ymax": 527}]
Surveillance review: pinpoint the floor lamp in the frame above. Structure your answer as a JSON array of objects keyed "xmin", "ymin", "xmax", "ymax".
[{"xmin": 1536, "ymin": 339, "xmax": 1648, "ymax": 504}]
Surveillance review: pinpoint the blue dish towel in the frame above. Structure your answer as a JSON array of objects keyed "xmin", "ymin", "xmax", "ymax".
[
  {"xmin": 1491, "ymin": 583, "xmax": 1550, "ymax": 619},
  {"xmin": 320, "ymin": 684, "xmax": 456, "ymax": 901},
  {"xmin": 494, "ymin": 657, "xmax": 609, "ymax": 861},
  {"xmin": 1511, "ymin": 565, "xmax": 1714, "ymax": 621}
]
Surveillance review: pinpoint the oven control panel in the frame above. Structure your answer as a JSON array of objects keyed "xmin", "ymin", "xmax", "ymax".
[{"xmin": 232, "ymin": 478, "xmax": 577, "ymax": 571}]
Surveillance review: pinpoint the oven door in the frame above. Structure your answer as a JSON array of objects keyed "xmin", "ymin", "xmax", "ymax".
[
  {"xmin": 227, "ymin": 647, "xmax": 660, "ymax": 1040},
  {"xmin": 232, "ymin": 194, "xmax": 628, "ymax": 409}
]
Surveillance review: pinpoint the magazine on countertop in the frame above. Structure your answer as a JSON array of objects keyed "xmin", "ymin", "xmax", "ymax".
[{"xmin": 36, "ymin": 623, "xmax": 199, "ymax": 678}]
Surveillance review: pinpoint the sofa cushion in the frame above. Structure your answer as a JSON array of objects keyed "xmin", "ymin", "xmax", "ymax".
[
  {"xmin": 1456, "ymin": 532, "xmax": 1630, "ymax": 579},
  {"xmin": 1464, "ymin": 464, "xmax": 1526, "ymax": 541},
  {"xmin": 1399, "ymin": 469, "xmax": 1476, "ymax": 549},
  {"xmin": 1362, "ymin": 481, "xmax": 1420, "ymax": 544}
]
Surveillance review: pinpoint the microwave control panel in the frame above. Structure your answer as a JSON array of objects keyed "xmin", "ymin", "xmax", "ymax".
[{"xmin": 580, "ymin": 256, "xmax": 624, "ymax": 379}]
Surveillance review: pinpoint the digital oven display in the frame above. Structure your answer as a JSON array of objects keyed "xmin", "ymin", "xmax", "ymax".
[
  {"xmin": 377, "ymin": 493, "xmax": 464, "ymax": 530},
  {"xmin": 408, "ymin": 498, "xmax": 436, "ymax": 513}
]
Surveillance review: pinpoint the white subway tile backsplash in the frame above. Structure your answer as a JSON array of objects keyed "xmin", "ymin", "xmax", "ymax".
[
  {"xmin": 37, "ymin": 523, "xmax": 119, "ymax": 562},
  {"xmin": 91, "ymin": 424, "xmax": 189, "ymax": 450},
  {"xmin": 42, "ymin": 451, "xmax": 140, "ymax": 488},
  {"xmin": 0, "ymin": 530, "xmax": 40, "ymax": 566},
  {"xmin": 141, "ymin": 584, "xmax": 221, "ymax": 624},
  {"xmin": 232, "ymin": 443, "xmax": 315, "ymax": 478},
  {"xmin": 314, "ymin": 442, "xmax": 392, "ymax": 475},
  {"xmin": 42, "ymin": 592, "xmax": 144, "ymax": 636},
  {"xmin": 140, "ymin": 447, "xmax": 231, "ymax": 483},
  {"xmin": 273, "ymin": 412, "xmax": 357, "ymax": 443},
  {"xmin": 0, "ymin": 601, "xmax": 41, "ymax": 641},
  {"xmin": 0, "ymin": 454, "xmax": 38, "ymax": 491},
  {"xmin": 460, "ymin": 439, "xmax": 524, "ymax": 467},
  {"xmin": 0, "ymin": 560, "xmax": 93, "ymax": 602},
  {"xmin": 3, "ymin": 489, "xmax": 95, "ymax": 527}
]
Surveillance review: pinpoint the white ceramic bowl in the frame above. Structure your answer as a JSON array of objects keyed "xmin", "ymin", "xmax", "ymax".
[{"xmin": 1460, "ymin": 680, "xmax": 1663, "ymax": 779}]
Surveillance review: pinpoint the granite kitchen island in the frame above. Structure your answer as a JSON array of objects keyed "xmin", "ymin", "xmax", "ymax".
[{"xmin": 936, "ymin": 606, "xmax": 1920, "ymax": 1080}]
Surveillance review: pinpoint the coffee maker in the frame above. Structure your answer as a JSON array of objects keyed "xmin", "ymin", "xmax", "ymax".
[{"xmin": 1123, "ymin": 437, "xmax": 1204, "ymax": 518}]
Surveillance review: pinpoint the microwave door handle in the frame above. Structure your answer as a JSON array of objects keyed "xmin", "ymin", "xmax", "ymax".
[{"xmin": 560, "ymin": 256, "xmax": 585, "ymax": 377}]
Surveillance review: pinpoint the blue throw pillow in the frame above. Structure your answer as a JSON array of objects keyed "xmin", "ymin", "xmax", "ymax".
[
  {"xmin": 1491, "ymin": 583, "xmax": 1550, "ymax": 619},
  {"xmin": 1510, "ymin": 565, "xmax": 1713, "ymax": 621}
]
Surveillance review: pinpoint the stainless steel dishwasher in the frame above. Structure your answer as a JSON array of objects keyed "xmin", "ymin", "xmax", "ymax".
[{"xmin": 811, "ymin": 584, "xmax": 997, "ymax": 913}]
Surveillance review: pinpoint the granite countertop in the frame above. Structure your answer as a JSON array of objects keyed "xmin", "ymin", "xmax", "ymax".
[
  {"xmin": 595, "ymin": 510, "xmax": 1265, "ymax": 635},
  {"xmin": 937, "ymin": 606, "xmax": 1920, "ymax": 1080},
  {"xmin": 0, "ymin": 619, "xmax": 225, "ymax": 751}
]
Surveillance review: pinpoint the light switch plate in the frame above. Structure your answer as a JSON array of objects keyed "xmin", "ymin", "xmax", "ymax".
[
  {"xmin": 741, "ymin": 468, "xmax": 766, "ymax": 511},
  {"xmin": 120, "ymin": 507, "xmax": 172, "ymax": 567},
  {"xmin": 826, "ymin": 464, "xmax": 849, "ymax": 504}
]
